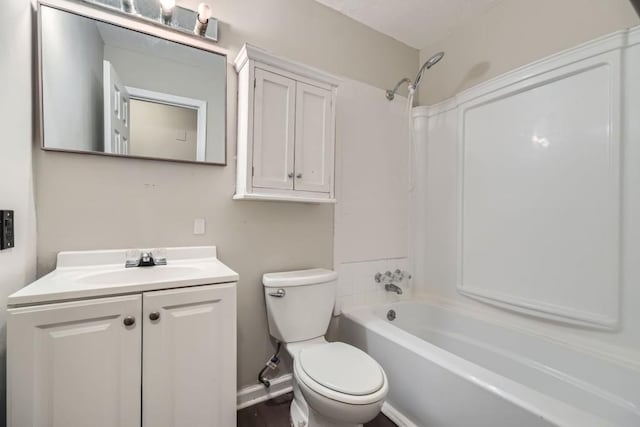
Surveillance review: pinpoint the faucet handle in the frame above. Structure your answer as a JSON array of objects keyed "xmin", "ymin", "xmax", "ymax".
[
  {"xmin": 125, "ymin": 249, "xmax": 142, "ymax": 268},
  {"xmin": 151, "ymin": 248, "xmax": 167, "ymax": 265},
  {"xmin": 375, "ymin": 272, "xmax": 393, "ymax": 284},
  {"xmin": 393, "ymin": 269, "xmax": 412, "ymax": 281}
]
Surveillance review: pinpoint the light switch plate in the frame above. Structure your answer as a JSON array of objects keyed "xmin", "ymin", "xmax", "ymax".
[{"xmin": 193, "ymin": 218, "xmax": 206, "ymax": 235}]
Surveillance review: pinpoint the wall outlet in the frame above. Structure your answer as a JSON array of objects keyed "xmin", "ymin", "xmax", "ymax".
[{"xmin": 0, "ymin": 210, "xmax": 15, "ymax": 250}]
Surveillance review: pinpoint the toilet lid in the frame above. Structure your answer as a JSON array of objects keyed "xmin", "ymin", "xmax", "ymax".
[{"xmin": 299, "ymin": 342, "xmax": 384, "ymax": 396}]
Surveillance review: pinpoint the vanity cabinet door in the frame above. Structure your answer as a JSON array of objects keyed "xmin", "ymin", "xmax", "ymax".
[
  {"xmin": 142, "ymin": 283, "xmax": 237, "ymax": 427},
  {"xmin": 252, "ymin": 68, "xmax": 296, "ymax": 191},
  {"xmin": 7, "ymin": 295, "xmax": 142, "ymax": 427},
  {"xmin": 294, "ymin": 82, "xmax": 335, "ymax": 193}
]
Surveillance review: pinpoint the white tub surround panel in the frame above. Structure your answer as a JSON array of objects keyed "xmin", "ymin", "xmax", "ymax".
[
  {"xmin": 458, "ymin": 46, "xmax": 621, "ymax": 329},
  {"xmin": 335, "ymin": 258, "xmax": 411, "ymax": 315},
  {"xmin": 234, "ymin": 44, "xmax": 339, "ymax": 203},
  {"xmin": 413, "ymin": 26, "xmax": 640, "ymax": 361}
]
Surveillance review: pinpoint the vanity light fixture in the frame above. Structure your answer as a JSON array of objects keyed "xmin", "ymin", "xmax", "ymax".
[
  {"xmin": 160, "ymin": 0, "xmax": 176, "ymax": 25},
  {"xmin": 82, "ymin": 0, "xmax": 220, "ymax": 42},
  {"xmin": 194, "ymin": 3, "xmax": 212, "ymax": 36}
]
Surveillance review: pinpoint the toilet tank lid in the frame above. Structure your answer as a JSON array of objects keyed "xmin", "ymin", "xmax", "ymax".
[{"xmin": 263, "ymin": 268, "xmax": 337, "ymax": 288}]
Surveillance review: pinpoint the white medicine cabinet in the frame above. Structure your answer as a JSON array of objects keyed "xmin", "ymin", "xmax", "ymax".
[{"xmin": 234, "ymin": 44, "xmax": 340, "ymax": 203}]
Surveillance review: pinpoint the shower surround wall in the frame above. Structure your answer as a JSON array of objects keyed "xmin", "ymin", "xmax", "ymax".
[
  {"xmin": 412, "ymin": 27, "xmax": 640, "ymax": 368},
  {"xmin": 333, "ymin": 79, "xmax": 412, "ymax": 313}
]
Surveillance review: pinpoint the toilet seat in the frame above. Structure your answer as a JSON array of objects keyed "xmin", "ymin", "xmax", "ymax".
[{"xmin": 294, "ymin": 342, "xmax": 388, "ymax": 405}]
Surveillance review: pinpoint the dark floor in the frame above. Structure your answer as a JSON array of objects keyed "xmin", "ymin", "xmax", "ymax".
[{"xmin": 237, "ymin": 393, "xmax": 397, "ymax": 427}]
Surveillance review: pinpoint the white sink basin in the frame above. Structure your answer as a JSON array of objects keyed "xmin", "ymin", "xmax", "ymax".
[
  {"xmin": 8, "ymin": 246, "xmax": 239, "ymax": 306},
  {"xmin": 76, "ymin": 265, "xmax": 207, "ymax": 286}
]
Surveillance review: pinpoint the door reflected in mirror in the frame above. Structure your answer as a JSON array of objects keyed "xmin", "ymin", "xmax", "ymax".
[{"xmin": 39, "ymin": 5, "xmax": 227, "ymax": 164}]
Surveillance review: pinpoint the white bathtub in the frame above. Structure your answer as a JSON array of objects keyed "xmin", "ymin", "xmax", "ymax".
[{"xmin": 340, "ymin": 300, "xmax": 640, "ymax": 427}]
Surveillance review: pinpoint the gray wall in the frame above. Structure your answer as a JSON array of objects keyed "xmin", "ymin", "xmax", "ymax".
[
  {"xmin": 0, "ymin": 0, "xmax": 38, "ymax": 424},
  {"xmin": 42, "ymin": 7, "xmax": 104, "ymax": 151},
  {"xmin": 33, "ymin": 0, "xmax": 418, "ymax": 391},
  {"xmin": 418, "ymin": 0, "xmax": 640, "ymax": 105}
]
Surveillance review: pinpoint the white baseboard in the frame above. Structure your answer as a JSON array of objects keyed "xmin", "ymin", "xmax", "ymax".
[
  {"xmin": 382, "ymin": 401, "xmax": 418, "ymax": 427},
  {"xmin": 237, "ymin": 374, "xmax": 293, "ymax": 410}
]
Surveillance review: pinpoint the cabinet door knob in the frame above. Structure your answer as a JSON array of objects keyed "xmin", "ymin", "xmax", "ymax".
[
  {"xmin": 123, "ymin": 316, "xmax": 136, "ymax": 327},
  {"xmin": 288, "ymin": 173, "xmax": 293, "ymax": 179},
  {"xmin": 149, "ymin": 311, "xmax": 161, "ymax": 321},
  {"xmin": 296, "ymin": 173, "xmax": 302, "ymax": 179}
]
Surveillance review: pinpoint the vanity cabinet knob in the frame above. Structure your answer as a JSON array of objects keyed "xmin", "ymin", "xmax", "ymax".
[
  {"xmin": 123, "ymin": 316, "xmax": 136, "ymax": 327},
  {"xmin": 288, "ymin": 173, "xmax": 294, "ymax": 179},
  {"xmin": 296, "ymin": 173, "xmax": 302, "ymax": 179},
  {"xmin": 149, "ymin": 311, "xmax": 161, "ymax": 321}
]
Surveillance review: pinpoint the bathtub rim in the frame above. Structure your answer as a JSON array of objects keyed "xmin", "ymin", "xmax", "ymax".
[
  {"xmin": 342, "ymin": 299, "xmax": 619, "ymax": 427},
  {"xmin": 412, "ymin": 292, "xmax": 640, "ymax": 371}
]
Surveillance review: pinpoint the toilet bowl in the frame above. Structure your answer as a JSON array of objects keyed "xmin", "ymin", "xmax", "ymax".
[
  {"xmin": 290, "ymin": 340, "xmax": 388, "ymax": 427},
  {"xmin": 262, "ymin": 269, "xmax": 389, "ymax": 427}
]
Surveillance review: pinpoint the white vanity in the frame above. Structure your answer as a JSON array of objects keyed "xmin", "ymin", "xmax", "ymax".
[{"xmin": 7, "ymin": 246, "xmax": 237, "ymax": 427}]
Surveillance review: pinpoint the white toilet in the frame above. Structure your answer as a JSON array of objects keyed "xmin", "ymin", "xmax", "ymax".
[{"xmin": 263, "ymin": 268, "xmax": 389, "ymax": 427}]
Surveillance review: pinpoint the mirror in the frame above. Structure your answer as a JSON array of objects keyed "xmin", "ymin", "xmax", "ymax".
[{"xmin": 39, "ymin": 5, "xmax": 227, "ymax": 164}]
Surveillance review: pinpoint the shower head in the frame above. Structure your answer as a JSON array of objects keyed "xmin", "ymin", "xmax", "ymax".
[
  {"xmin": 411, "ymin": 51, "xmax": 445, "ymax": 90},
  {"xmin": 386, "ymin": 51, "xmax": 445, "ymax": 100}
]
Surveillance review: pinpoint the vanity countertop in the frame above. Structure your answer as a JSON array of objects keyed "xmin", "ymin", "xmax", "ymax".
[{"xmin": 8, "ymin": 246, "xmax": 238, "ymax": 307}]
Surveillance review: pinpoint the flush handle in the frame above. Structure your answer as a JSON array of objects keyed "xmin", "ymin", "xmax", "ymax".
[{"xmin": 269, "ymin": 289, "xmax": 286, "ymax": 298}]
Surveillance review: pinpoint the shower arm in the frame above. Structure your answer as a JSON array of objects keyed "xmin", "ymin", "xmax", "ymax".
[{"xmin": 386, "ymin": 77, "xmax": 411, "ymax": 101}]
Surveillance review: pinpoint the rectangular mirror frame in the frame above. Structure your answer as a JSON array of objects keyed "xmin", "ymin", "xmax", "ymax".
[{"xmin": 36, "ymin": 0, "xmax": 228, "ymax": 165}]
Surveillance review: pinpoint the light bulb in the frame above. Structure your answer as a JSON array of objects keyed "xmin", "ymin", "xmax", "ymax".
[
  {"xmin": 160, "ymin": 0, "xmax": 175, "ymax": 25},
  {"xmin": 194, "ymin": 2, "xmax": 212, "ymax": 35},
  {"xmin": 160, "ymin": 0, "xmax": 176, "ymax": 11},
  {"xmin": 197, "ymin": 3, "xmax": 212, "ymax": 22}
]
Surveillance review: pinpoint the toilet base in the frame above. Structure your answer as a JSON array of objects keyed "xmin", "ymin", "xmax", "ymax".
[{"xmin": 289, "ymin": 378, "xmax": 363, "ymax": 427}]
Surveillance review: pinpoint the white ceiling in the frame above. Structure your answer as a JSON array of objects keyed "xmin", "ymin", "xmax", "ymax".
[{"xmin": 314, "ymin": 0, "xmax": 501, "ymax": 50}]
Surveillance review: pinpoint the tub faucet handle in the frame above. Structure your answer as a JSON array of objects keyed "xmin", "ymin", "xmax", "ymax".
[
  {"xmin": 375, "ymin": 271, "xmax": 392, "ymax": 284},
  {"xmin": 393, "ymin": 269, "xmax": 412, "ymax": 281}
]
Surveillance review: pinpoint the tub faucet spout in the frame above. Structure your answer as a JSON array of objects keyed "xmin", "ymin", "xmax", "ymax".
[{"xmin": 385, "ymin": 284, "xmax": 403, "ymax": 295}]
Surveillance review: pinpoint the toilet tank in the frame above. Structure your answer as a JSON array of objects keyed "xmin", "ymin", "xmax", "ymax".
[{"xmin": 263, "ymin": 268, "xmax": 338, "ymax": 343}]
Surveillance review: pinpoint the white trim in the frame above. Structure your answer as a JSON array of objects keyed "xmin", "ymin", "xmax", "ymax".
[
  {"xmin": 234, "ymin": 43, "xmax": 342, "ymax": 87},
  {"xmin": 233, "ymin": 193, "xmax": 336, "ymax": 204},
  {"xmin": 627, "ymin": 25, "xmax": 640, "ymax": 46},
  {"xmin": 126, "ymin": 87, "xmax": 208, "ymax": 162},
  {"xmin": 236, "ymin": 374, "xmax": 293, "ymax": 410},
  {"xmin": 381, "ymin": 402, "xmax": 418, "ymax": 427}
]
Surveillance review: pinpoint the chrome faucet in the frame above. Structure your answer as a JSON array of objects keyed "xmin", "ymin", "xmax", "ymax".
[
  {"xmin": 125, "ymin": 250, "xmax": 167, "ymax": 268},
  {"xmin": 384, "ymin": 283, "xmax": 403, "ymax": 295}
]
